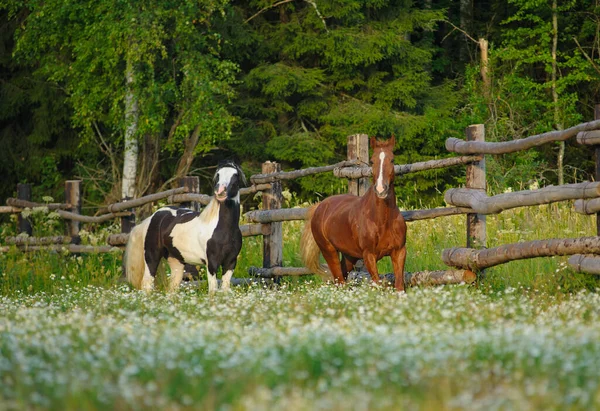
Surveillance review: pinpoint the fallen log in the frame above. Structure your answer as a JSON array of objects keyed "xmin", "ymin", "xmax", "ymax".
[
  {"xmin": 568, "ymin": 254, "xmax": 600, "ymax": 274},
  {"xmin": 442, "ymin": 236, "xmax": 600, "ymax": 271},
  {"xmin": 334, "ymin": 156, "xmax": 482, "ymax": 179},
  {"xmin": 445, "ymin": 119, "xmax": 600, "ymax": 154},
  {"xmin": 250, "ymin": 160, "xmax": 359, "ymax": 184},
  {"xmin": 248, "ymin": 266, "xmax": 312, "ymax": 277},
  {"xmin": 401, "ymin": 207, "xmax": 473, "ymax": 221},
  {"xmin": 445, "ymin": 182, "xmax": 600, "ymax": 214}
]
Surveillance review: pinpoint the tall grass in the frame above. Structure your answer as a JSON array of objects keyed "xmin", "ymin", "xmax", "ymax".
[{"xmin": 1, "ymin": 203, "xmax": 600, "ymax": 295}]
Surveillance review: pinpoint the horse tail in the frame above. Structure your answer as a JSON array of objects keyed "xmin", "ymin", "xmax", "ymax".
[
  {"xmin": 124, "ymin": 220, "xmax": 147, "ymax": 289},
  {"xmin": 300, "ymin": 204, "xmax": 331, "ymax": 280}
]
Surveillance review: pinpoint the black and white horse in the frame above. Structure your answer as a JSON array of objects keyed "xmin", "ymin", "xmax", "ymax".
[{"xmin": 124, "ymin": 161, "xmax": 246, "ymax": 293}]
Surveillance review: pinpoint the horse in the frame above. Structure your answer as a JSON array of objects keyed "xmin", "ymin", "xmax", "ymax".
[
  {"xmin": 300, "ymin": 136, "xmax": 408, "ymax": 292},
  {"xmin": 123, "ymin": 160, "xmax": 247, "ymax": 293}
]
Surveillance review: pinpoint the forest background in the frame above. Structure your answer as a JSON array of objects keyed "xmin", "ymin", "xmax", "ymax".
[{"xmin": 1, "ymin": 0, "xmax": 599, "ymax": 210}]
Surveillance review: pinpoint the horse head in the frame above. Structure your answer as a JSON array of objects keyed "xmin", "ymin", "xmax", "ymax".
[
  {"xmin": 370, "ymin": 136, "xmax": 396, "ymax": 199},
  {"xmin": 214, "ymin": 161, "xmax": 247, "ymax": 202}
]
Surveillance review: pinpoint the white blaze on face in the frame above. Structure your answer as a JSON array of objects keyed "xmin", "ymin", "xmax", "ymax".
[
  {"xmin": 376, "ymin": 151, "xmax": 386, "ymax": 194},
  {"xmin": 215, "ymin": 167, "xmax": 238, "ymax": 198}
]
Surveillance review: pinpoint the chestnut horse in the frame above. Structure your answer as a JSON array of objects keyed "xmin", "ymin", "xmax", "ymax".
[{"xmin": 300, "ymin": 137, "xmax": 407, "ymax": 292}]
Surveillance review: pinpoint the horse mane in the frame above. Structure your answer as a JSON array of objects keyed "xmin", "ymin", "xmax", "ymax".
[{"xmin": 198, "ymin": 197, "xmax": 221, "ymax": 223}]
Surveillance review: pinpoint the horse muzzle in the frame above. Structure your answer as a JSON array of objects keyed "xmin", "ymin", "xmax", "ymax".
[
  {"xmin": 215, "ymin": 185, "xmax": 228, "ymax": 202},
  {"xmin": 375, "ymin": 185, "xmax": 389, "ymax": 199}
]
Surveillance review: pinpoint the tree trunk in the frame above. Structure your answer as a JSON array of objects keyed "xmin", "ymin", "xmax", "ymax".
[
  {"xmin": 122, "ymin": 60, "xmax": 139, "ymax": 199},
  {"xmin": 552, "ymin": 0, "xmax": 564, "ymax": 186},
  {"xmin": 459, "ymin": 0, "xmax": 473, "ymax": 62},
  {"xmin": 173, "ymin": 125, "xmax": 201, "ymax": 183}
]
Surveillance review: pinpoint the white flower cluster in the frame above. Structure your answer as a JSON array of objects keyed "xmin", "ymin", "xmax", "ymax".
[{"xmin": 1, "ymin": 285, "xmax": 600, "ymax": 409}]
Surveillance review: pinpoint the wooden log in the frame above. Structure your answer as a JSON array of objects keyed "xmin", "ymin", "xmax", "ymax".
[
  {"xmin": 244, "ymin": 208, "xmax": 308, "ymax": 223},
  {"xmin": 240, "ymin": 184, "xmax": 272, "ymax": 196},
  {"xmin": 401, "ymin": 207, "xmax": 474, "ymax": 221},
  {"xmin": 107, "ymin": 187, "xmax": 189, "ymax": 213},
  {"xmin": 261, "ymin": 161, "xmax": 283, "ymax": 270},
  {"xmin": 574, "ymin": 198, "xmax": 600, "ymax": 215},
  {"xmin": 445, "ymin": 119, "xmax": 600, "ymax": 154},
  {"xmin": 179, "ymin": 176, "xmax": 200, "ymax": 212},
  {"xmin": 0, "ymin": 244, "xmax": 120, "ymax": 254},
  {"xmin": 250, "ymin": 162, "xmax": 358, "ymax": 185},
  {"xmin": 333, "ymin": 155, "xmax": 483, "ymax": 179},
  {"xmin": 108, "ymin": 233, "xmax": 129, "ymax": 246},
  {"xmin": 568, "ymin": 254, "xmax": 600, "ymax": 275},
  {"xmin": 119, "ymin": 196, "xmax": 136, "ymax": 234},
  {"xmin": 240, "ymin": 223, "xmax": 271, "ymax": 237},
  {"xmin": 65, "ymin": 180, "xmax": 82, "ymax": 238},
  {"xmin": 356, "ymin": 270, "xmax": 477, "ymax": 286},
  {"xmin": 445, "ymin": 182, "xmax": 600, "ymax": 215},
  {"xmin": 244, "ymin": 206, "xmax": 474, "ymax": 224},
  {"xmin": 181, "ymin": 277, "xmax": 274, "ymax": 288},
  {"xmin": 5, "ymin": 236, "xmax": 73, "ymax": 246},
  {"xmin": 248, "ymin": 266, "xmax": 313, "ymax": 277},
  {"xmin": 249, "ymin": 266, "xmax": 477, "ymax": 286},
  {"xmin": 465, "ymin": 124, "xmax": 486, "ymax": 249},
  {"xmin": 168, "ymin": 193, "xmax": 212, "ymax": 206},
  {"xmin": 576, "ymin": 130, "xmax": 600, "ymax": 145},
  {"xmin": 56, "ymin": 209, "xmax": 133, "ymax": 223},
  {"xmin": 107, "ymin": 223, "xmax": 269, "ymax": 246},
  {"xmin": 347, "ymin": 134, "xmax": 370, "ymax": 196},
  {"xmin": 442, "ymin": 236, "xmax": 600, "ymax": 271},
  {"xmin": 7, "ymin": 198, "xmax": 70, "ymax": 210},
  {"xmin": 0, "ymin": 206, "xmax": 21, "ymax": 213}
]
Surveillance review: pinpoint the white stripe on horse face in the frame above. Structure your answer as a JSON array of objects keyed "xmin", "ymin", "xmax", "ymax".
[
  {"xmin": 216, "ymin": 167, "xmax": 238, "ymax": 187},
  {"xmin": 376, "ymin": 151, "xmax": 385, "ymax": 193}
]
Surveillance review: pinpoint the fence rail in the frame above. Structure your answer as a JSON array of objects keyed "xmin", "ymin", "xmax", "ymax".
[{"xmin": 4, "ymin": 106, "xmax": 600, "ymax": 282}]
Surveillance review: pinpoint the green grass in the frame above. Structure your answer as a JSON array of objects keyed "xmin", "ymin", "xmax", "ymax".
[{"xmin": 2, "ymin": 204, "xmax": 600, "ymax": 409}]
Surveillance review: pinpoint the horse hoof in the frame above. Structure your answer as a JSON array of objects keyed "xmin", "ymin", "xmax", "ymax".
[{"xmin": 396, "ymin": 290, "xmax": 407, "ymax": 298}]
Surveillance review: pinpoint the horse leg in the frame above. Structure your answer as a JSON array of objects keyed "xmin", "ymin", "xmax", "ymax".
[
  {"xmin": 320, "ymin": 246, "xmax": 345, "ymax": 285},
  {"xmin": 167, "ymin": 257, "xmax": 185, "ymax": 292},
  {"xmin": 391, "ymin": 246, "xmax": 407, "ymax": 292},
  {"xmin": 340, "ymin": 254, "xmax": 357, "ymax": 281},
  {"xmin": 206, "ymin": 260, "xmax": 219, "ymax": 294},
  {"xmin": 362, "ymin": 253, "xmax": 381, "ymax": 286},
  {"xmin": 142, "ymin": 248, "xmax": 162, "ymax": 292}
]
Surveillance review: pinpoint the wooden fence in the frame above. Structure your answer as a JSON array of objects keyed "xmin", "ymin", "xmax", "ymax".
[{"xmin": 3, "ymin": 104, "xmax": 600, "ymax": 285}]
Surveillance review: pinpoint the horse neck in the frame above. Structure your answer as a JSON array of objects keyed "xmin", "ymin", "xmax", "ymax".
[
  {"xmin": 219, "ymin": 198, "xmax": 241, "ymax": 227},
  {"xmin": 362, "ymin": 183, "xmax": 397, "ymax": 221}
]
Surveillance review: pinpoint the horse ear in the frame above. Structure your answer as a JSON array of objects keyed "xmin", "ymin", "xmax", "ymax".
[
  {"xmin": 389, "ymin": 135, "xmax": 396, "ymax": 147},
  {"xmin": 370, "ymin": 136, "xmax": 377, "ymax": 150}
]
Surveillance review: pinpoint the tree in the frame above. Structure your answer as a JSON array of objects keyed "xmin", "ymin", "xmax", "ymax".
[
  {"xmin": 219, "ymin": 0, "xmax": 461, "ymax": 205},
  {"xmin": 6, "ymin": 0, "xmax": 237, "ymax": 203}
]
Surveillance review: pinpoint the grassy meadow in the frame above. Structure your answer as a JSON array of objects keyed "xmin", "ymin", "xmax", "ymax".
[{"xmin": 2, "ymin": 204, "xmax": 600, "ymax": 409}]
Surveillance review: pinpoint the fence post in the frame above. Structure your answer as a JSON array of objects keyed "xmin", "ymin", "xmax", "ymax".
[
  {"xmin": 64, "ymin": 180, "xmax": 82, "ymax": 242},
  {"xmin": 466, "ymin": 124, "xmax": 486, "ymax": 249},
  {"xmin": 595, "ymin": 104, "xmax": 600, "ymax": 236},
  {"xmin": 17, "ymin": 183, "xmax": 32, "ymax": 235},
  {"xmin": 120, "ymin": 197, "xmax": 136, "ymax": 234},
  {"xmin": 261, "ymin": 161, "xmax": 283, "ymax": 272},
  {"xmin": 179, "ymin": 176, "xmax": 200, "ymax": 212},
  {"xmin": 347, "ymin": 134, "xmax": 370, "ymax": 196}
]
